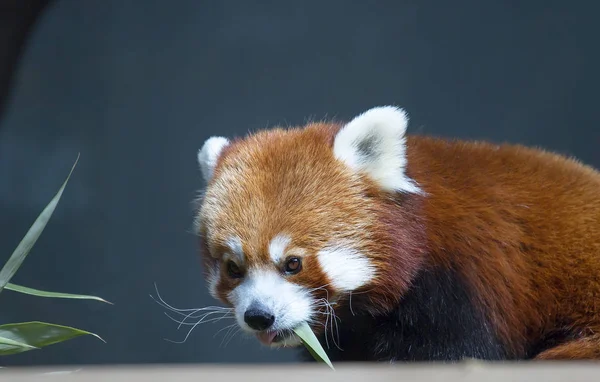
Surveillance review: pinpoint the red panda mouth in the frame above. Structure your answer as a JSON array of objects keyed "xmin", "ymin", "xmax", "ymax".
[
  {"xmin": 255, "ymin": 331, "xmax": 277, "ymax": 345},
  {"xmin": 255, "ymin": 329, "xmax": 294, "ymax": 346}
]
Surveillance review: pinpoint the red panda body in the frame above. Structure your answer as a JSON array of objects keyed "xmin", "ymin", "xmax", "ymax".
[{"xmin": 194, "ymin": 106, "xmax": 600, "ymax": 362}]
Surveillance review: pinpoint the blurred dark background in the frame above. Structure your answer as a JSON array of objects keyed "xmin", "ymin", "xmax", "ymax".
[{"xmin": 0, "ymin": 0, "xmax": 598, "ymax": 367}]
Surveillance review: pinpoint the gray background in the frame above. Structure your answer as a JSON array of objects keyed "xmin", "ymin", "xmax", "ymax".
[{"xmin": 0, "ymin": 0, "xmax": 598, "ymax": 366}]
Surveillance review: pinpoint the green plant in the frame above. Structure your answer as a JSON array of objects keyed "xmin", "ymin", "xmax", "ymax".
[
  {"xmin": 0, "ymin": 155, "xmax": 110, "ymax": 356},
  {"xmin": 293, "ymin": 322, "xmax": 335, "ymax": 370}
]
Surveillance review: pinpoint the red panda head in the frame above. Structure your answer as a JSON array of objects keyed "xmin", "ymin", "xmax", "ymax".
[{"xmin": 194, "ymin": 106, "xmax": 426, "ymax": 348}]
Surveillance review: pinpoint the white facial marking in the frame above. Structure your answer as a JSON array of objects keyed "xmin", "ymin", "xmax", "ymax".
[
  {"xmin": 333, "ymin": 106, "xmax": 422, "ymax": 194},
  {"xmin": 206, "ymin": 263, "xmax": 220, "ymax": 299},
  {"xmin": 317, "ymin": 244, "xmax": 375, "ymax": 291},
  {"xmin": 227, "ymin": 269, "xmax": 312, "ymax": 345},
  {"xmin": 225, "ymin": 236, "xmax": 244, "ymax": 263},
  {"xmin": 197, "ymin": 136, "xmax": 230, "ymax": 183},
  {"xmin": 269, "ymin": 234, "xmax": 292, "ymax": 263}
]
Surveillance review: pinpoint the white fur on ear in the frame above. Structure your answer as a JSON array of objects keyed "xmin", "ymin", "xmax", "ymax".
[
  {"xmin": 333, "ymin": 106, "xmax": 422, "ymax": 194},
  {"xmin": 197, "ymin": 136, "xmax": 230, "ymax": 182}
]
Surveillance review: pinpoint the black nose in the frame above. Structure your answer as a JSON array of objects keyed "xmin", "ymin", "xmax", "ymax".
[{"xmin": 244, "ymin": 307, "xmax": 275, "ymax": 331}]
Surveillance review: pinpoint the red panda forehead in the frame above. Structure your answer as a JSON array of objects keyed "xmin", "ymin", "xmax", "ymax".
[{"xmin": 200, "ymin": 123, "xmax": 377, "ymax": 261}]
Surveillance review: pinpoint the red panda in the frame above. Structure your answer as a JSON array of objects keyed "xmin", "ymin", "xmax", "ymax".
[{"xmin": 193, "ymin": 106, "xmax": 600, "ymax": 362}]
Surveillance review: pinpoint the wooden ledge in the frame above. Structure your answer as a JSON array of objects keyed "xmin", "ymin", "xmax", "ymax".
[{"xmin": 3, "ymin": 362, "xmax": 600, "ymax": 382}]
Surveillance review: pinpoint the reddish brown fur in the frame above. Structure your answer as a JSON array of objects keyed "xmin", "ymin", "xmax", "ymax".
[
  {"xmin": 199, "ymin": 123, "xmax": 427, "ymax": 334},
  {"xmin": 405, "ymin": 136, "xmax": 600, "ymax": 358},
  {"xmin": 198, "ymin": 121, "xmax": 600, "ymax": 359}
]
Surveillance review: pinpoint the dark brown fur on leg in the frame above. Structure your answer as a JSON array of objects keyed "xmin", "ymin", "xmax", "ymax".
[{"xmin": 536, "ymin": 335, "xmax": 600, "ymax": 360}]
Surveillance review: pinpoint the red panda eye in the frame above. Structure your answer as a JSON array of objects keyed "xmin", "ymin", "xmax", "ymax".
[
  {"xmin": 226, "ymin": 260, "xmax": 243, "ymax": 278},
  {"xmin": 284, "ymin": 257, "xmax": 302, "ymax": 274}
]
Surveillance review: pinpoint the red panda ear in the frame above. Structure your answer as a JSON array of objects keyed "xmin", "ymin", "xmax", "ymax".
[
  {"xmin": 333, "ymin": 106, "xmax": 422, "ymax": 194},
  {"xmin": 197, "ymin": 136, "xmax": 230, "ymax": 183}
]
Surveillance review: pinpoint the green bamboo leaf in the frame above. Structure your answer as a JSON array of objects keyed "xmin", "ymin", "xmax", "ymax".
[
  {"xmin": 293, "ymin": 321, "xmax": 335, "ymax": 370},
  {"xmin": 4, "ymin": 282, "xmax": 112, "ymax": 304},
  {"xmin": 0, "ymin": 154, "xmax": 79, "ymax": 293},
  {"xmin": 0, "ymin": 335, "xmax": 38, "ymax": 354},
  {"xmin": 0, "ymin": 321, "xmax": 104, "ymax": 356}
]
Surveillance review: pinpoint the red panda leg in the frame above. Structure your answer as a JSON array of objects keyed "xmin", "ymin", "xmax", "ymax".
[{"xmin": 535, "ymin": 335, "xmax": 600, "ymax": 360}]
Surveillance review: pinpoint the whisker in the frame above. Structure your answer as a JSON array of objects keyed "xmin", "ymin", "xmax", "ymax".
[
  {"xmin": 150, "ymin": 294, "xmax": 231, "ymax": 318},
  {"xmin": 328, "ymin": 302, "xmax": 342, "ymax": 350},
  {"xmin": 221, "ymin": 325, "xmax": 241, "ymax": 348},
  {"xmin": 164, "ymin": 318, "xmax": 203, "ymax": 344},
  {"xmin": 310, "ymin": 294, "xmax": 343, "ymax": 351},
  {"xmin": 175, "ymin": 309, "xmax": 231, "ymax": 330},
  {"xmin": 164, "ymin": 311, "xmax": 234, "ymax": 327},
  {"xmin": 163, "ymin": 311, "xmax": 236, "ymax": 344},
  {"xmin": 151, "ymin": 283, "xmax": 232, "ymax": 314},
  {"xmin": 152, "ymin": 283, "xmax": 237, "ymax": 345},
  {"xmin": 215, "ymin": 323, "xmax": 239, "ymax": 348},
  {"xmin": 223, "ymin": 327, "xmax": 243, "ymax": 347},
  {"xmin": 323, "ymin": 307, "xmax": 331, "ymax": 349},
  {"xmin": 214, "ymin": 323, "xmax": 238, "ymax": 339}
]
